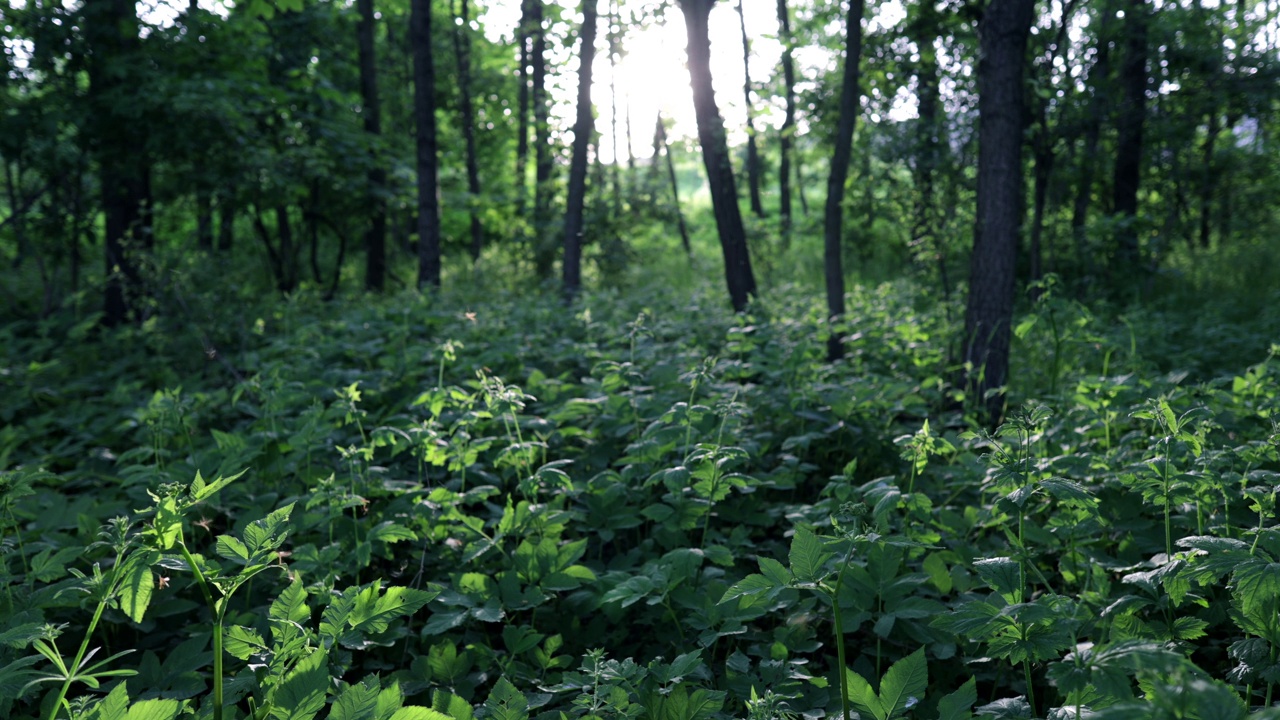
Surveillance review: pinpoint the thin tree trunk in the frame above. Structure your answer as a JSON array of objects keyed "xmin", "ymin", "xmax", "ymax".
[
  {"xmin": 1198, "ymin": 115, "xmax": 1218, "ymax": 250},
  {"xmin": 680, "ymin": 0, "xmax": 756, "ymax": 312},
  {"xmin": 910, "ymin": 3, "xmax": 947, "ymax": 302},
  {"xmin": 1071, "ymin": 0, "xmax": 1111, "ymax": 280},
  {"xmin": 412, "ymin": 0, "xmax": 442, "ymax": 288},
  {"xmin": 218, "ymin": 191, "xmax": 236, "ymax": 251},
  {"xmin": 358, "ymin": 0, "xmax": 387, "ymax": 290},
  {"xmin": 515, "ymin": 0, "xmax": 532, "ymax": 217},
  {"xmin": 275, "ymin": 205, "xmax": 297, "ymax": 293},
  {"xmin": 1029, "ymin": 148, "xmax": 1052, "ymax": 286},
  {"xmin": 563, "ymin": 0, "xmax": 599, "ymax": 299},
  {"xmin": 607, "ymin": 0, "xmax": 623, "ymax": 215},
  {"xmin": 736, "ymin": 0, "xmax": 765, "ymax": 218},
  {"xmin": 196, "ymin": 186, "xmax": 213, "ymax": 251},
  {"xmin": 822, "ymin": 0, "xmax": 865, "ymax": 361},
  {"xmin": 777, "ymin": 0, "xmax": 797, "ymax": 237},
  {"xmin": 656, "ymin": 113, "xmax": 692, "ymax": 255},
  {"xmin": 453, "ymin": 0, "xmax": 484, "ymax": 261},
  {"xmin": 1112, "ymin": 0, "xmax": 1148, "ymax": 274},
  {"xmin": 963, "ymin": 0, "xmax": 1035, "ymax": 424},
  {"xmin": 532, "ymin": 0, "xmax": 555, "ymax": 278}
]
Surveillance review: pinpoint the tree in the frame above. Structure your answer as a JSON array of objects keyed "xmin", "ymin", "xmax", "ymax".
[
  {"xmin": 562, "ymin": 0, "xmax": 599, "ymax": 299},
  {"xmin": 735, "ymin": 0, "xmax": 764, "ymax": 219},
  {"xmin": 531, "ymin": 0, "xmax": 555, "ymax": 278},
  {"xmin": 776, "ymin": 0, "xmax": 798, "ymax": 236},
  {"xmin": 654, "ymin": 113, "xmax": 692, "ymax": 255},
  {"xmin": 452, "ymin": 0, "xmax": 483, "ymax": 262},
  {"xmin": 963, "ymin": 0, "xmax": 1035, "ymax": 421},
  {"xmin": 1112, "ymin": 0, "xmax": 1149, "ymax": 275},
  {"xmin": 679, "ymin": 0, "xmax": 756, "ymax": 313},
  {"xmin": 357, "ymin": 0, "xmax": 387, "ymax": 290},
  {"xmin": 822, "ymin": 0, "xmax": 865, "ymax": 361},
  {"xmin": 412, "ymin": 0, "xmax": 441, "ymax": 288},
  {"xmin": 85, "ymin": 0, "xmax": 152, "ymax": 326}
]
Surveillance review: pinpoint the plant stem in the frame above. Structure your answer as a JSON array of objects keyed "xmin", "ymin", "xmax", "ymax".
[
  {"xmin": 179, "ymin": 543, "xmax": 224, "ymax": 720},
  {"xmin": 46, "ymin": 577, "xmax": 115, "ymax": 720},
  {"xmin": 1023, "ymin": 657, "xmax": 1036, "ymax": 717}
]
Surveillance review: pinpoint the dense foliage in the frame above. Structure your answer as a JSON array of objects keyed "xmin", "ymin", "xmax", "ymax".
[{"xmin": 3, "ymin": 264, "xmax": 1280, "ymax": 719}]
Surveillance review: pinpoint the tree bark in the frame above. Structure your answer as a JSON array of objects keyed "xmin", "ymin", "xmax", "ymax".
[
  {"xmin": 562, "ymin": 0, "xmax": 599, "ymax": 300},
  {"xmin": 218, "ymin": 191, "xmax": 236, "ymax": 252},
  {"xmin": 86, "ymin": 0, "xmax": 152, "ymax": 327},
  {"xmin": 1070, "ymin": 0, "xmax": 1111, "ymax": 280},
  {"xmin": 358, "ymin": 0, "xmax": 387, "ymax": 290},
  {"xmin": 909, "ymin": 3, "xmax": 949, "ymax": 302},
  {"xmin": 515, "ymin": 0, "xmax": 532, "ymax": 217},
  {"xmin": 607, "ymin": 0, "xmax": 623, "ymax": 216},
  {"xmin": 822, "ymin": 0, "xmax": 865, "ymax": 361},
  {"xmin": 412, "ymin": 0, "xmax": 442, "ymax": 288},
  {"xmin": 679, "ymin": 0, "xmax": 756, "ymax": 313},
  {"xmin": 736, "ymin": 0, "xmax": 764, "ymax": 218},
  {"xmin": 452, "ymin": 0, "xmax": 484, "ymax": 261},
  {"xmin": 1112, "ymin": 0, "xmax": 1148, "ymax": 274},
  {"xmin": 963, "ymin": 0, "xmax": 1034, "ymax": 422},
  {"xmin": 531, "ymin": 0, "xmax": 555, "ymax": 278},
  {"xmin": 776, "ymin": 0, "xmax": 797, "ymax": 237},
  {"xmin": 656, "ymin": 113, "xmax": 692, "ymax": 255}
]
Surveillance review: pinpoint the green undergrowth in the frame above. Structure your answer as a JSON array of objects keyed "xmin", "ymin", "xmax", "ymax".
[{"xmin": 2, "ymin": 274, "xmax": 1279, "ymax": 720}]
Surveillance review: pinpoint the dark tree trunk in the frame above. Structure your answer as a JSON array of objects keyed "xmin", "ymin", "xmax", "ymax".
[
  {"xmin": 453, "ymin": 0, "xmax": 484, "ymax": 261},
  {"xmin": 358, "ymin": 0, "xmax": 387, "ymax": 290},
  {"xmin": 196, "ymin": 187, "xmax": 213, "ymax": 251},
  {"xmin": 1112, "ymin": 0, "xmax": 1148, "ymax": 273},
  {"xmin": 656, "ymin": 113, "xmax": 692, "ymax": 255},
  {"xmin": 275, "ymin": 205, "xmax": 297, "ymax": 293},
  {"xmin": 777, "ymin": 0, "xmax": 797, "ymax": 236},
  {"xmin": 607, "ymin": 0, "xmax": 623, "ymax": 215},
  {"xmin": 531, "ymin": 0, "xmax": 555, "ymax": 278},
  {"xmin": 412, "ymin": 0, "xmax": 442, "ymax": 288},
  {"xmin": 218, "ymin": 191, "xmax": 236, "ymax": 251},
  {"xmin": 515, "ymin": 0, "xmax": 532, "ymax": 216},
  {"xmin": 1029, "ymin": 147, "xmax": 1052, "ymax": 286},
  {"xmin": 86, "ymin": 0, "xmax": 151, "ymax": 327},
  {"xmin": 909, "ymin": 2, "xmax": 949, "ymax": 302},
  {"xmin": 736, "ymin": 0, "xmax": 764, "ymax": 218},
  {"xmin": 562, "ymin": 0, "xmax": 599, "ymax": 299},
  {"xmin": 1198, "ymin": 112, "xmax": 1219, "ymax": 249},
  {"xmin": 680, "ymin": 0, "xmax": 756, "ymax": 313},
  {"xmin": 822, "ymin": 0, "xmax": 865, "ymax": 362},
  {"xmin": 1071, "ymin": 6, "xmax": 1109, "ymax": 279},
  {"xmin": 963, "ymin": 0, "xmax": 1034, "ymax": 423}
]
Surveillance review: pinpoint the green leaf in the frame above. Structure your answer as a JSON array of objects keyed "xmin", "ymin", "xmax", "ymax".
[
  {"xmin": 224, "ymin": 625, "xmax": 267, "ymax": 661},
  {"xmin": 216, "ymin": 535, "xmax": 251, "ymax": 562},
  {"xmin": 118, "ymin": 551, "xmax": 158, "ymax": 624},
  {"xmin": 271, "ymin": 580, "xmax": 311, "ymax": 625},
  {"xmin": 368, "ymin": 522, "xmax": 417, "ymax": 545},
  {"xmin": 268, "ymin": 648, "xmax": 329, "ymax": 720},
  {"xmin": 937, "ymin": 678, "xmax": 977, "ymax": 720},
  {"xmin": 788, "ymin": 527, "xmax": 832, "ymax": 583},
  {"xmin": 483, "ymin": 678, "xmax": 528, "ymax": 720},
  {"xmin": 191, "ymin": 469, "xmax": 246, "ymax": 503},
  {"xmin": 974, "ymin": 557, "xmax": 1022, "ymax": 602},
  {"xmin": 84, "ymin": 682, "xmax": 130, "ymax": 720},
  {"xmin": 844, "ymin": 667, "xmax": 884, "ymax": 720},
  {"xmin": 878, "ymin": 648, "xmax": 928, "ymax": 720},
  {"xmin": 758, "ymin": 557, "xmax": 792, "ymax": 586},
  {"xmin": 431, "ymin": 690, "xmax": 474, "ymax": 720},
  {"xmin": 124, "ymin": 699, "xmax": 182, "ymax": 720},
  {"xmin": 388, "ymin": 708, "xmax": 452, "ymax": 720},
  {"xmin": 719, "ymin": 574, "xmax": 781, "ymax": 606},
  {"xmin": 331, "ymin": 680, "xmax": 382, "ymax": 720}
]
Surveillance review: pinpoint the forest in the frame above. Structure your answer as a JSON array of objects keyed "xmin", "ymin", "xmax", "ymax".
[{"xmin": 3, "ymin": 0, "xmax": 1280, "ymax": 718}]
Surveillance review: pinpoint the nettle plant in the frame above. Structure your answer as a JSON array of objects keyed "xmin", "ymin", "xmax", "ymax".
[{"xmin": 2, "ymin": 470, "xmax": 440, "ymax": 720}]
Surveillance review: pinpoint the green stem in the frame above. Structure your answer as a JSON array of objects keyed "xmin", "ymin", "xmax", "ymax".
[
  {"xmin": 1023, "ymin": 656, "xmax": 1036, "ymax": 717},
  {"xmin": 832, "ymin": 588, "xmax": 850, "ymax": 720},
  {"xmin": 46, "ymin": 584, "xmax": 113, "ymax": 720},
  {"xmin": 179, "ymin": 543, "xmax": 224, "ymax": 720}
]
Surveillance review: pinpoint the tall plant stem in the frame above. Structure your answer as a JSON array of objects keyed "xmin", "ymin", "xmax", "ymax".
[
  {"xmin": 179, "ymin": 543, "xmax": 224, "ymax": 720},
  {"xmin": 46, "ymin": 550, "xmax": 123, "ymax": 720}
]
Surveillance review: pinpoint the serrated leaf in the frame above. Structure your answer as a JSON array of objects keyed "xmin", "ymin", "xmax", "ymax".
[
  {"xmin": 330, "ymin": 680, "xmax": 382, "ymax": 720},
  {"xmin": 483, "ymin": 678, "xmax": 528, "ymax": 720},
  {"xmin": 224, "ymin": 625, "xmax": 267, "ymax": 661},
  {"xmin": 974, "ymin": 557, "xmax": 1022, "ymax": 602},
  {"xmin": 432, "ymin": 690, "xmax": 474, "ymax": 720},
  {"xmin": 124, "ymin": 699, "xmax": 182, "ymax": 720},
  {"xmin": 719, "ymin": 574, "xmax": 780, "ymax": 606},
  {"xmin": 878, "ymin": 647, "xmax": 928, "ymax": 720},
  {"xmin": 271, "ymin": 580, "xmax": 311, "ymax": 625},
  {"xmin": 84, "ymin": 681, "xmax": 130, "ymax": 720},
  {"xmin": 368, "ymin": 522, "xmax": 417, "ymax": 544},
  {"xmin": 216, "ymin": 535, "xmax": 250, "ymax": 562},
  {"xmin": 191, "ymin": 469, "xmax": 246, "ymax": 503},
  {"xmin": 268, "ymin": 648, "xmax": 329, "ymax": 720},
  {"xmin": 789, "ymin": 527, "xmax": 832, "ymax": 583},
  {"xmin": 937, "ymin": 678, "xmax": 977, "ymax": 720},
  {"xmin": 118, "ymin": 551, "xmax": 157, "ymax": 624},
  {"xmin": 388, "ymin": 708, "xmax": 452, "ymax": 720},
  {"xmin": 844, "ymin": 667, "xmax": 885, "ymax": 720}
]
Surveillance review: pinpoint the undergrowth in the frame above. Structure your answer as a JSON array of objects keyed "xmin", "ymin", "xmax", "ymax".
[{"xmin": 2, "ymin": 272, "xmax": 1279, "ymax": 720}]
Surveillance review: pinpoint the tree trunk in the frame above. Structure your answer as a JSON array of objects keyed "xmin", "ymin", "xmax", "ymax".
[
  {"xmin": 822, "ymin": 0, "xmax": 865, "ymax": 361},
  {"xmin": 453, "ymin": 0, "xmax": 484, "ymax": 261},
  {"xmin": 218, "ymin": 191, "xmax": 236, "ymax": 251},
  {"xmin": 276, "ymin": 205, "xmax": 297, "ymax": 293},
  {"xmin": 607, "ymin": 0, "xmax": 623, "ymax": 216},
  {"xmin": 531, "ymin": 0, "xmax": 555, "ymax": 278},
  {"xmin": 563, "ymin": 0, "xmax": 599, "ymax": 299},
  {"xmin": 910, "ymin": 2, "xmax": 947, "ymax": 301},
  {"xmin": 656, "ymin": 113, "xmax": 692, "ymax": 255},
  {"xmin": 1198, "ymin": 113, "xmax": 1218, "ymax": 249},
  {"xmin": 777, "ymin": 0, "xmax": 797, "ymax": 237},
  {"xmin": 412, "ymin": 0, "xmax": 442, "ymax": 288},
  {"xmin": 196, "ymin": 186, "xmax": 214, "ymax": 251},
  {"xmin": 736, "ymin": 0, "xmax": 764, "ymax": 219},
  {"xmin": 963, "ymin": 0, "xmax": 1034, "ymax": 423},
  {"xmin": 515, "ymin": 0, "xmax": 532, "ymax": 217},
  {"xmin": 86, "ymin": 0, "xmax": 152, "ymax": 327},
  {"xmin": 1112, "ymin": 0, "xmax": 1148, "ymax": 274},
  {"xmin": 680, "ymin": 0, "xmax": 756, "ymax": 313},
  {"xmin": 358, "ymin": 0, "xmax": 387, "ymax": 290}
]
